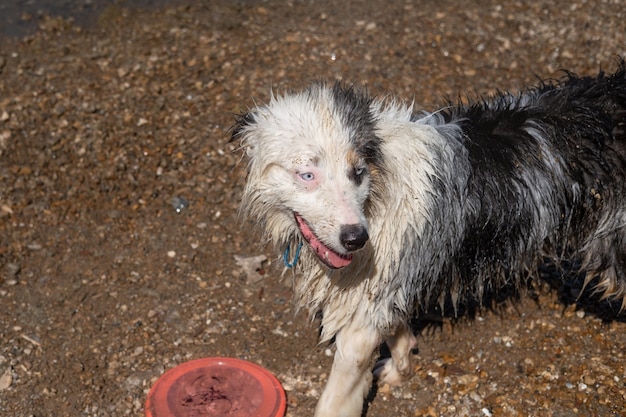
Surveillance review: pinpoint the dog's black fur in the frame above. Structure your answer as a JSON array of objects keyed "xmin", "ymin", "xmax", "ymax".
[{"xmin": 412, "ymin": 62, "xmax": 626, "ymax": 310}]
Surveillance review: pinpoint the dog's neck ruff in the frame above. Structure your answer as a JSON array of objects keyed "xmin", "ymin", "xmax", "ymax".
[{"xmin": 294, "ymin": 213, "xmax": 353, "ymax": 269}]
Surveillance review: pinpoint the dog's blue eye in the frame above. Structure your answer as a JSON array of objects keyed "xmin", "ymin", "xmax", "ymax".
[
  {"xmin": 351, "ymin": 166, "xmax": 367, "ymax": 185},
  {"xmin": 299, "ymin": 172, "xmax": 315, "ymax": 181}
]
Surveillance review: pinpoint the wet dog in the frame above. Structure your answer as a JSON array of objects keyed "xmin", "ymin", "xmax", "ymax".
[{"xmin": 232, "ymin": 61, "xmax": 626, "ymax": 417}]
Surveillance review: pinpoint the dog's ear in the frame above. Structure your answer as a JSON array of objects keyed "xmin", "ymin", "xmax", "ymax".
[
  {"xmin": 230, "ymin": 110, "xmax": 256, "ymax": 143},
  {"xmin": 230, "ymin": 110, "xmax": 263, "ymax": 159}
]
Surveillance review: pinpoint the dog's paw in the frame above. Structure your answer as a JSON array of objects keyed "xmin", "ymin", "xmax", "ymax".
[{"xmin": 373, "ymin": 358, "xmax": 408, "ymax": 387}]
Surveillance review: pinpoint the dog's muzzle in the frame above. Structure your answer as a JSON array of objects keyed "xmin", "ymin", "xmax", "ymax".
[{"xmin": 340, "ymin": 224, "xmax": 369, "ymax": 252}]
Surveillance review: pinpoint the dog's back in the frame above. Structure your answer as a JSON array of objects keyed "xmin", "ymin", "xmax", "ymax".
[{"xmin": 416, "ymin": 63, "xmax": 626, "ymax": 309}]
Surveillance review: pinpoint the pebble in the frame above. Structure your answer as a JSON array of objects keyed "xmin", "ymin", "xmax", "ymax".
[
  {"xmin": 0, "ymin": 204, "xmax": 12, "ymax": 216},
  {"xmin": 170, "ymin": 196, "xmax": 189, "ymax": 213},
  {"xmin": 0, "ymin": 368, "xmax": 12, "ymax": 390},
  {"xmin": 233, "ymin": 254, "xmax": 268, "ymax": 283},
  {"xmin": 20, "ymin": 334, "xmax": 41, "ymax": 347},
  {"xmin": 125, "ymin": 374, "xmax": 142, "ymax": 387}
]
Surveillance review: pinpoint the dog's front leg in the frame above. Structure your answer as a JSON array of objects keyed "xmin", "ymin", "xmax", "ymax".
[
  {"xmin": 314, "ymin": 323, "xmax": 381, "ymax": 417},
  {"xmin": 373, "ymin": 323, "xmax": 417, "ymax": 386}
]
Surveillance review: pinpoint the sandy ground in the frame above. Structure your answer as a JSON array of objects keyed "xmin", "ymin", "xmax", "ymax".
[{"xmin": 1, "ymin": 1, "xmax": 626, "ymax": 416}]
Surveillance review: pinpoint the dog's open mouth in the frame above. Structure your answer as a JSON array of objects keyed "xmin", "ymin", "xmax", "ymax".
[{"xmin": 294, "ymin": 213, "xmax": 353, "ymax": 269}]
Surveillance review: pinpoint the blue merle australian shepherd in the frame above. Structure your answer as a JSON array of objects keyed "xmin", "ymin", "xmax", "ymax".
[{"xmin": 232, "ymin": 60, "xmax": 626, "ymax": 417}]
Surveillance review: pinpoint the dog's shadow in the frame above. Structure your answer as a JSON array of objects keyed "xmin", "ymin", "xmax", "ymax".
[{"xmin": 363, "ymin": 261, "xmax": 626, "ymax": 416}]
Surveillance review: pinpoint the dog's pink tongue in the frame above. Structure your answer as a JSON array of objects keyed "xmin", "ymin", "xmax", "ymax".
[{"xmin": 294, "ymin": 214, "xmax": 352, "ymax": 269}]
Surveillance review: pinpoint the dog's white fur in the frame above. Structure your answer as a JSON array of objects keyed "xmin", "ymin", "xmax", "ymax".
[{"xmin": 233, "ymin": 65, "xmax": 626, "ymax": 416}]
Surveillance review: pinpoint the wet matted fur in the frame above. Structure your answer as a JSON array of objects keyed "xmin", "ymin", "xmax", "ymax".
[{"xmin": 232, "ymin": 60, "xmax": 626, "ymax": 417}]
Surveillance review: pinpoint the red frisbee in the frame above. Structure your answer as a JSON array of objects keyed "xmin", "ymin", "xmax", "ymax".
[{"xmin": 145, "ymin": 357, "xmax": 287, "ymax": 417}]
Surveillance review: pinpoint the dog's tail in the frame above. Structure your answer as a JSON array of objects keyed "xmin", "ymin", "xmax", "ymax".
[{"xmin": 541, "ymin": 59, "xmax": 626, "ymax": 311}]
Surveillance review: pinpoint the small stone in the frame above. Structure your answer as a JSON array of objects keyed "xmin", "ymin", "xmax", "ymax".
[
  {"xmin": 171, "ymin": 196, "xmax": 189, "ymax": 213},
  {"xmin": 126, "ymin": 374, "xmax": 142, "ymax": 387},
  {"xmin": 233, "ymin": 254, "xmax": 267, "ymax": 283},
  {"xmin": 6, "ymin": 263, "xmax": 20, "ymax": 277},
  {"xmin": 518, "ymin": 358, "xmax": 535, "ymax": 375},
  {"xmin": 0, "ymin": 367, "xmax": 12, "ymax": 390},
  {"xmin": 582, "ymin": 374, "xmax": 596, "ymax": 385},
  {"xmin": 378, "ymin": 383, "xmax": 391, "ymax": 394}
]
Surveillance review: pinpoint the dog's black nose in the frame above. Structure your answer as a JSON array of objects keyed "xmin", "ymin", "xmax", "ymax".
[{"xmin": 340, "ymin": 224, "xmax": 369, "ymax": 251}]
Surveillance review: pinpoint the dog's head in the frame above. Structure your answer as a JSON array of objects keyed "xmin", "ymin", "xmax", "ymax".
[{"xmin": 232, "ymin": 83, "xmax": 384, "ymax": 269}]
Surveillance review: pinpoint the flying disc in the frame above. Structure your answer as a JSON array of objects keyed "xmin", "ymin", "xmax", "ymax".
[{"xmin": 145, "ymin": 357, "xmax": 286, "ymax": 417}]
